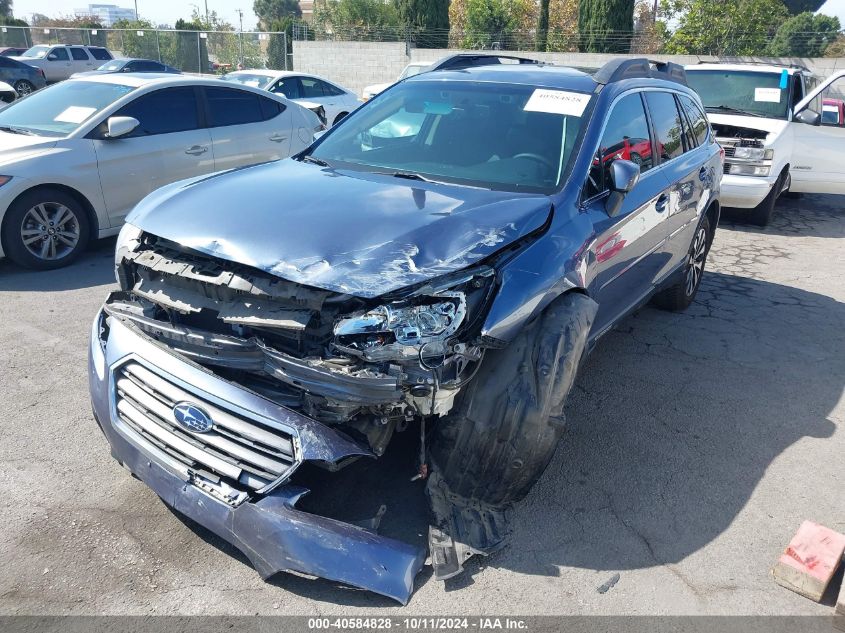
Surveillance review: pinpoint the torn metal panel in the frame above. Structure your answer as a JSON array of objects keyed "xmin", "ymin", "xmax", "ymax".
[{"xmin": 126, "ymin": 159, "xmax": 553, "ymax": 298}]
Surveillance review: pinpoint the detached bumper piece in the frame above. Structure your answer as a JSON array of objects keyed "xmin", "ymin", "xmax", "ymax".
[{"xmin": 90, "ymin": 304, "xmax": 425, "ymax": 604}]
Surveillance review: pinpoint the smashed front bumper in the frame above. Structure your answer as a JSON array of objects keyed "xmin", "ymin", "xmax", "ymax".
[{"xmin": 89, "ymin": 302, "xmax": 425, "ymax": 603}]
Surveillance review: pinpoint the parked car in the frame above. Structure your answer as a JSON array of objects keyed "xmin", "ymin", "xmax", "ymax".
[
  {"xmin": 0, "ymin": 80, "xmax": 16, "ymax": 103},
  {"xmin": 222, "ymin": 69, "xmax": 359, "ymax": 127},
  {"xmin": 685, "ymin": 63, "xmax": 845, "ymax": 225},
  {"xmin": 0, "ymin": 74, "xmax": 322, "ymax": 269},
  {"xmin": 0, "ymin": 54, "xmax": 47, "ymax": 96},
  {"xmin": 11, "ymin": 45, "xmax": 113, "ymax": 82},
  {"xmin": 71, "ymin": 58, "xmax": 181, "ymax": 78},
  {"xmin": 362, "ymin": 61, "xmax": 431, "ymax": 100},
  {"xmin": 89, "ymin": 58, "xmax": 722, "ymax": 603},
  {"xmin": 0, "ymin": 47, "xmax": 28, "ymax": 57},
  {"xmin": 822, "ymin": 97, "xmax": 844, "ymax": 126}
]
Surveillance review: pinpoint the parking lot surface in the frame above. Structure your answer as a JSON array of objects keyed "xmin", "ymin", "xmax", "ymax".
[{"xmin": 0, "ymin": 196, "xmax": 842, "ymax": 615}]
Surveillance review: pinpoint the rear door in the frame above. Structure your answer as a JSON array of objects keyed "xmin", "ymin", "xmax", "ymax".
[
  {"xmin": 791, "ymin": 70, "xmax": 845, "ymax": 193},
  {"xmin": 92, "ymin": 86, "xmax": 214, "ymax": 226},
  {"xmin": 69, "ymin": 47, "xmax": 94, "ymax": 74},
  {"xmin": 202, "ymin": 86, "xmax": 293, "ymax": 171},
  {"xmin": 584, "ymin": 91, "xmax": 672, "ymax": 335}
]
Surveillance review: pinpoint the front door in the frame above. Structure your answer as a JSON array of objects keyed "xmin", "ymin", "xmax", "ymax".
[
  {"xmin": 585, "ymin": 91, "xmax": 671, "ymax": 336},
  {"xmin": 44, "ymin": 47, "xmax": 72, "ymax": 81},
  {"xmin": 93, "ymin": 86, "xmax": 214, "ymax": 226},
  {"xmin": 791, "ymin": 70, "xmax": 845, "ymax": 194}
]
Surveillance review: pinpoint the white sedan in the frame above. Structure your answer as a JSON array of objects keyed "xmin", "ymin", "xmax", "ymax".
[
  {"xmin": 0, "ymin": 73, "xmax": 321, "ymax": 269},
  {"xmin": 222, "ymin": 70, "xmax": 360, "ymax": 127}
]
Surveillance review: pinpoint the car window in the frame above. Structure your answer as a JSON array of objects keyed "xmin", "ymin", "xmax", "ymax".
[
  {"xmin": 586, "ymin": 92, "xmax": 653, "ymax": 198},
  {"xmin": 115, "ymin": 87, "xmax": 199, "ymax": 136},
  {"xmin": 817, "ymin": 76, "xmax": 845, "ymax": 128},
  {"xmin": 644, "ymin": 91, "xmax": 684, "ymax": 162},
  {"xmin": 89, "ymin": 47, "xmax": 112, "ymax": 61},
  {"xmin": 205, "ymin": 87, "xmax": 263, "ymax": 127},
  {"xmin": 675, "ymin": 95, "xmax": 698, "ymax": 151},
  {"xmin": 128, "ymin": 61, "xmax": 161, "ymax": 72},
  {"xmin": 259, "ymin": 95, "xmax": 286, "ymax": 120},
  {"xmin": 271, "ymin": 78, "xmax": 300, "ymax": 99},
  {"xmin": 300, "ymin": 77, "xmax": 328, "ymax": 98},
  {"xmin": 70, "ymin": 48, "xmax": 89, "ymax": 61},
  {"xmin": 320, "ymin": 81, "xmax": 345, "ymax": 97},
  {"xmin": 679, "ymin": 95, "xmax": 708, "ymax": 147},
  {"xmin": 50, "ymin": 48, "xmax": 70, "ymax": 61}
]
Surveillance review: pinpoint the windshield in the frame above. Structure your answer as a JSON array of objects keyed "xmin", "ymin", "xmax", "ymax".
[
  {"xmin": 21, "ymin": 45, "xmax": 50, "ymax": 59},
  {"xmin": 399, "ymin": 65, "xmax": 428, "ymax": 80},
  {"xmin": 686, "ymin": 70, "xmax": 790, "ymax": 119},
  {"xmin": 310, "ymin": 80, "xmax": 586, "ymax": 193},
  {"xmin": 222, "ymin": 73, "xmax": 273, "ymax": 89},
  {"xmin": 97, "ymin": 60, "xmax": 125, "ymax": 71},
  {"xmin": 0, "ymin": 81, "xmax": 135, "ymax": 137}
]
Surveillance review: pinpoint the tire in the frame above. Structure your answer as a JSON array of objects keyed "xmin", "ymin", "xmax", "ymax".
[
  {"xmin": 13, "ymin": 80, "xmax": 34, "ymax": 96},
  {"xmin": 629, "ymin": 151, "xmax": 643, "ymax": 166},
  {"xmin": 653, "ymin": 216, "xmax": 711, "ymax": 312},
  {"xmin": 429, "ymin": 292, "xmax": 597, "ymax": 508},
  {"xmin": 2, "ymin": 188, "xmax": 90, "ymax": 270},
  {"xmin": 333, "ymin": 111, "xmax": 348, "ymax": 126},
  {"xmin": 747, "ymin": 171, "xmax": 784, "ymax": 227}
]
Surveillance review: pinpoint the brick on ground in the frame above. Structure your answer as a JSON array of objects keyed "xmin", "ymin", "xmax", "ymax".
[{"xmin": 772, "ymin": 520, "xmax": 845, "ymax": 602}]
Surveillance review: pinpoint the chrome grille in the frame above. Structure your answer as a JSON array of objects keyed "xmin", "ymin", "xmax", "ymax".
[{"xmin": 114, "ymin": 362, "xmax": 298, "ymax": 496}]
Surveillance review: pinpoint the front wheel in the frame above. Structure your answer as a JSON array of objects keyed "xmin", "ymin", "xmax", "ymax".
[
  {"xmin": 2, "ymin": 188, "xmax": 90, "ymax": 270},
  {"xmin": 653, "ymin": 216, "xmax": 711, "ymax": 312}
]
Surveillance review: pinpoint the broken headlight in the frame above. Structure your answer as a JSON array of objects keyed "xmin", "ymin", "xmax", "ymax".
[{"xmin": 334, "ymin": 292, "xmax": 467, "ymax": 361}]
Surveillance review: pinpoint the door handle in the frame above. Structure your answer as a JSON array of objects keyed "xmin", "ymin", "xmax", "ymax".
[
  {"xmin": 655, "ymin": 194, "xmax": 668, "ymax": 213},
  {"xmin": 269, "ymin": 134, "xmax": 287, "ymax": 143},
  {"xmin": 185, "ymin": 145, "xmax": 208, "ymax": 155}
]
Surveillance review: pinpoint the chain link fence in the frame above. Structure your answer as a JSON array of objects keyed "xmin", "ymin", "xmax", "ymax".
[{"xmin": 0, "ymin": 26, "xmax": 290, "ymax": 73}]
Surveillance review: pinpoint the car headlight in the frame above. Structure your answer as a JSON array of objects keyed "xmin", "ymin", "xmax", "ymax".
[
  {"xmin": 728, "ymin": 164, "xmax": 771, "ymax": 176},
  {"xmin": 334, "ymin": 292, "xmax": 467, "ymax": 361},
  {"xmin": 0, "ymin": 175, "xmax": 12, "ymax": 187},
  {"xmin": 114, "ymin": 223, "xmax": 143, "ymax": 283},
  {"xmin": 732, "ymin": 147, "xmax": 773, "ymax": 161}
]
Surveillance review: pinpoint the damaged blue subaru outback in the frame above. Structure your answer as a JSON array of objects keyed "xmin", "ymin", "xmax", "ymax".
[{"xmin": 89, "ymin": 57, "xmax": 722, "ymax": 603}]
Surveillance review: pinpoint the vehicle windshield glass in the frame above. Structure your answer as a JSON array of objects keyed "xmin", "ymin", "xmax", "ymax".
[
  {"xmin": 98, "ymin": 60, "xmax": 124, "ymax": 71},
  {"xmin": 400, "ymin": 65, "xmax": 427, "ymax": 79},
  {"xmin": 21, "ymin": 45, "xmax": 50, "ymax": 59},
  {"xmin": 685, "ymin": 70, "xmax": 790, "ymax": 118},
  {"xmin": 222, "ymin": 73, "xmax": 273, "ymax": 89},
  {"xmin": 0, "ymin": 81, "xmax": 135, "ymax": 137},
  {"xmin": 310, "ymin": 80, "xmax": 586, "ymax": 193}
]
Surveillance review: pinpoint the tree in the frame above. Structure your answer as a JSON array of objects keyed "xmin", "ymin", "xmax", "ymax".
[
  {"xmin": 0, "ymin": 0, "xmax": 12, "ymax": 18},
  {"xmin": 662, "ymin": 0, "xmax": 789, "ymax": 55},
  {"xmin": 462, "ymin": 0, "xmax": 536, "ymax": 50},
  {"xmin": 767, "ymin": 11, "xmax": 840, "ymax": 56},
  {"xmin": 397, "ymin": 0, "xmax": 450, "ymax": 48},
  {"xmin": 782, "ymin": 0, "xmax": 825, "ymax": 13},
  {"xmin": 536, "ymin": 0, "xmax": 549, "ymax": 51},
  {"xmin": 448, "ymin": 0, "xmax": 468, "ymax": 46},
  {"xmin": 547, "ymin": 0, "xmax": 578, "ymax": 52},
  {"xmin": 254, "ymin": 0, "xmax": 301, "ymax": 29},
  {"xmin": 313, "ymin": 0, "xmax": 402, "ymax": 40},
  {"xmin": 577, "ymin": 0, "xmax": 635, "ymax": 53}
]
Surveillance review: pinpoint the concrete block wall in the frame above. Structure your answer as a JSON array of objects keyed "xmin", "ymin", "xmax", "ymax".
[{"xmin": 292, "ymin": 39, "xmax": 845, "ymax": 98}]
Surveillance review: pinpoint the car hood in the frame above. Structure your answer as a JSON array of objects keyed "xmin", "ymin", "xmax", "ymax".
[
  {"xmin": 363, "ymin": 82, "xmax": 391, "ymax": 96},
  {"xmin": 706, "ymin": 113, "xmax": 789, "ymax": 139},
  {"xmin": 70, "ymin": 71, "xmax": 109, "ymax": 78},
  {"xmin": 128, "ymin": 159, "xmax": 553, "ymax": 298},
  {"xmin": 0, "ymin": 132, "xmax": 58, "ymax": 165}
]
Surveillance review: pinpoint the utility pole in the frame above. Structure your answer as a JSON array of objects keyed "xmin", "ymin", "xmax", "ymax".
[
  {"xmin": 134, "ymin": 0, "xmax": 139, "ymax": 21},
  {"xmin": 237, "ymin": 8, "xmax": 244, "ymax": 66},
  {"xmin": 205, "ymin": 0, "xmax": 209, "ymax": 24}
]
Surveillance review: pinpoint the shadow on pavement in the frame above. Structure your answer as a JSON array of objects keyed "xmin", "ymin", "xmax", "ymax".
[
  {"xmin": 721, "ymin": 193, "xmax": 845, "ymax": 239},
  {"xmin": 0, "ymin": 237, "xmax": 117, "ymax": 292}
]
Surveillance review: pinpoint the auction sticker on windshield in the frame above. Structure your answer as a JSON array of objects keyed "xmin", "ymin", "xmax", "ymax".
[
  {"xmin": 54, "ymin": 106, "xmax": 98, "ymax": 124},
  {"xmin": 524, "ymin": 89, "xmax": 591, "ymax": 116},
  {"xmin": 754, "ymin": 87, "xmax": 782, "ymax": 103}
]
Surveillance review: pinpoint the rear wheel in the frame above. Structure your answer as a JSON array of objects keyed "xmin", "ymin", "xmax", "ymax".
[
  {"xmin": 13, "ymin": 79, "xmax": 34, "ymax": 96},
  {"xmin": 653, "ymin": 216, "xmax": 711, "ymax": 312},
  {"xmin": 2, "ymin": 188, "xmax": 90, "ymax": 270}
]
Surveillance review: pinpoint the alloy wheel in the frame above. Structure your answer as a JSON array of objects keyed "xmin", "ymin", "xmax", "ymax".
[
  {"xmin": 20, "ymin": 202, "xmax": 81, "ymax": 261},
  {"xmin": 685, "ymin": 225, "xmax": 708, "ymax": 297},
  {"xmin": 14, "ymin": 80, "xmax": 33, "ymax": 96}
]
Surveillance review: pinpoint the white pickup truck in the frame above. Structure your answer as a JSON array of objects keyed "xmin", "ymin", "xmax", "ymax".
[
  {"xmin": 685, "ymin": 63, "xmax": 845, "ymax": 225},
  {"xmin": 12, "ymin": 45, "xmax": 113, "ymax": 83}
]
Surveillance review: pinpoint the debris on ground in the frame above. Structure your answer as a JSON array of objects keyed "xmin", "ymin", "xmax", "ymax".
[
  {"xmin": 597, "ymin": 573, "xmax": 621, "ymax": 594},
  {"xmin": 772, "ymin": 520, "xmax": 845, "ymax": 602}
]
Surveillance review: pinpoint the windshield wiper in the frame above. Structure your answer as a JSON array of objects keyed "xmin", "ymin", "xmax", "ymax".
[
  {"xmin": 706, "ymin": 105, "xmax": 763, "ymax": 118},
  {"xmin": 0, "ymin": 125, "xmax": 35, "ymax": 135},
  {"xmin": 391, "ymin": 171, "xmax": 436, "ymax": 183},
  {"xmin": 299, "ymin": 154, "xmax": 329, "ymax": 167}
]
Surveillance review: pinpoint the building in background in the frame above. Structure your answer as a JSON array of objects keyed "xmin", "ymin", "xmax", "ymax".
[
  {"xmin": 74, "ymin": 4, "xmax": 137, "ymax": 27},
  {"xmin": 299, "ymin": 0, "xmax": 314, "ymax": 22}
]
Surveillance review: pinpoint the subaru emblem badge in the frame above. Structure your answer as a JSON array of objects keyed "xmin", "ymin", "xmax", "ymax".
[{"xmin": 172, "ymin": 402, "xmax": 213, "ymax": 434}]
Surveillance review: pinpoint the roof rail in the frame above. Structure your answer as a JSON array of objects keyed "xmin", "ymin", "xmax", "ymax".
[
  {"xmin": 594, "ymin": 58, "xmax": 687, "ymax": 86},
  {"xmin": 430, "ymin": 53, "xmax": 545, "ymax": 72}
]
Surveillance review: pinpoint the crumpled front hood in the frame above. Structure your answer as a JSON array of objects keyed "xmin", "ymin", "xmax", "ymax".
[
  {"xmin": 128, "ymin": 159, "xmax": 552, "ymax": 298},
  {"xmin": 707, "ymin": 113, "xmax": 789, "ymax": 142}
]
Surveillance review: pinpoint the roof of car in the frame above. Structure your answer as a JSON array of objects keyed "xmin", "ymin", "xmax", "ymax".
[
  {"xmin": 406, "ymin": 64, "xmax": 599, "ymax": 92},
  {"xmin": 67, "ymin": 73, "xmax": 230, "ymax": 88},
  {"xmin": 687, "ymin": 63, "xmax": 805, "ymax": 75}
]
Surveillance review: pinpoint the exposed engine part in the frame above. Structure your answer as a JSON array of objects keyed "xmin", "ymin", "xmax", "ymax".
[{"xmin": 710, "ymin": 122, "xmax": 768, "ymax": 143}]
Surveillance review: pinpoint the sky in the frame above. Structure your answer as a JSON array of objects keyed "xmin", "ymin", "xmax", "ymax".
[
  {"xmin": 11, "ymin": 0, "xmax": 845, "ymax": 34},
  {"xmin": 15, "ymin": 1, "xmax": 261, "ymax": 31}
]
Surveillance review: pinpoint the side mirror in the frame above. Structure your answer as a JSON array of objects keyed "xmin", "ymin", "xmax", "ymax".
[
  {"xmin": 47, "ymin": 54, "xmax": 57, "ymax": 61},
  {"xmin": 106, "ymin": 116, "xmax": 139, "ymax": 139},
  {"xmin": 605, "ymin": 159, "xmax": 640, "ymax": 217},
  {"xmin": 794, "ymin": 109, "xmax": 821, "ymax": 126}
]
